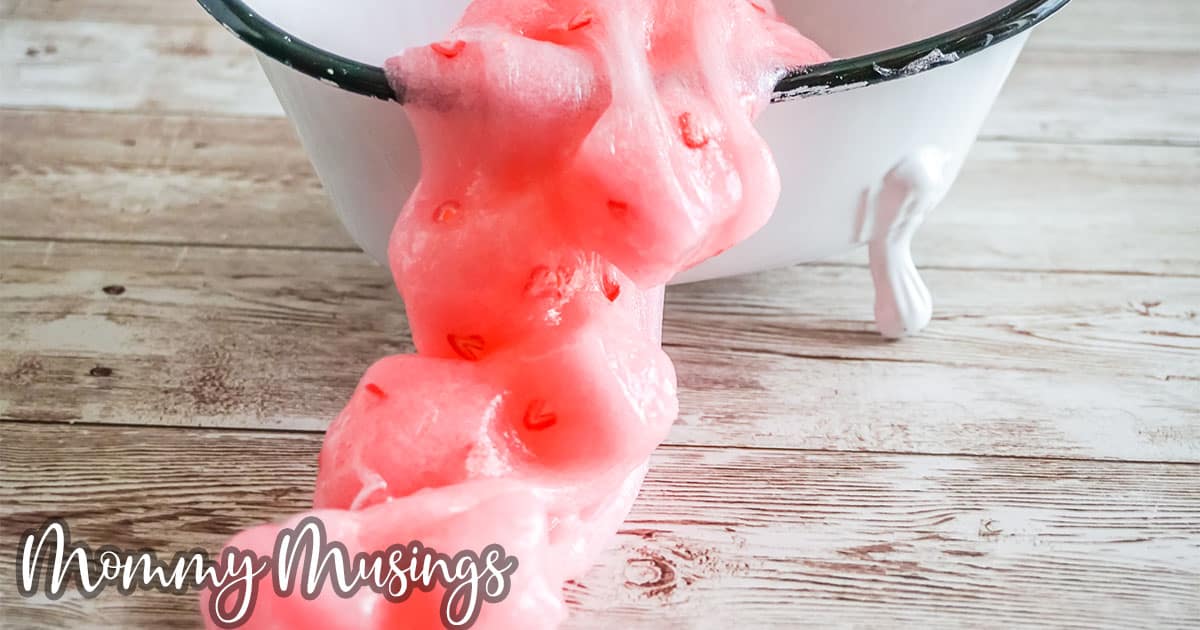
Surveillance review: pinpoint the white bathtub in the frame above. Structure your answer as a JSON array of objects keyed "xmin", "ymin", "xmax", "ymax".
[{"xmin": 197, "ymin": 0, "xmax": 1071, "ymax": 337}]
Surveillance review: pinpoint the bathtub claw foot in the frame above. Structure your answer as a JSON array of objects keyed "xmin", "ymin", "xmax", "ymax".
[{"xmin": 865, "ymin": 148, "xmax": 951, "ymax": 339}]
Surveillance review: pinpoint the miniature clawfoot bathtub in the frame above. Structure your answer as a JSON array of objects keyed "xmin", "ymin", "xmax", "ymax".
[{"xmin": 198, "ymin": 0, "xmax": 1071, "ymax": 337}]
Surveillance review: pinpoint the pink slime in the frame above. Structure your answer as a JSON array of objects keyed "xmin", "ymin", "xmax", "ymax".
[{"xmin": 203, "ymin": 1, "xmax": 828, "ymax": 627}]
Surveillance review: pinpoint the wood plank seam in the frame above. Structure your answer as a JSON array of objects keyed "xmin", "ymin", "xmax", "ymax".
[
  {"xmin": 3, "ymin": 416, "xmax": 1197, "ymax": 468},
  {"xmin": 4, "ymin": 237, "xmax": 1199, "ymax": 279}
]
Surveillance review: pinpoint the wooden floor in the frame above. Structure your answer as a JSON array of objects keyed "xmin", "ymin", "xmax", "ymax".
[{"xmin": 2, "ymin": 1, "xmax": 1198, "ymax": 628}]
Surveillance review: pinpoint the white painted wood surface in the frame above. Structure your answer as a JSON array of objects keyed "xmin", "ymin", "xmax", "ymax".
[
  {"xmin": 2, "ymin": 423, "xmax": 1198, "ymax": 629},
  {"xmin": 1, "ymin": 1, "xmax": 1198, "ymax": 628}
]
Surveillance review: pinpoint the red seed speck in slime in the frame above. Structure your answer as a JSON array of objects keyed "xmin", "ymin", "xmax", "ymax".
[
  {"xmin": 524, "ymin": 265, "xmax": 559, "ymax": 299},
  {"xmin": 447, "ymin": 333, "xmax": 485, "ymax": 361},
  {"xmin": 432, "ymin": 200, "xmax": 461, "ymax": 224},
  {"xmin": 601, "ymin": 271, "xmax": 621, "ymax": 302},
  {"xmin": 524, "ymin": 265, "xmax": 578, "ymax": 301},
  {"xmin": 430, "ymin": 39, "xmax": 466, "ymax": 58},
  {"xmin": 567, "ymin": 11, "xmax": 594, "ymax": 31},
  {"xmin": 678, "ymin": 112, "xmax": 709, "ymax": 148},
  {"xmin": 523, "ymin": 399, "xmax": 558, "ymax": 431},
  {"xmin": 204, "ymin": 1, "xmax": 830, "ymax": 628}
]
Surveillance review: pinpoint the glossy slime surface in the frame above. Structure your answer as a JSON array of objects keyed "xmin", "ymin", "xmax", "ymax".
[{"xmin": 203, "ymin": 1, "xmax": 828, "ymax": 627}]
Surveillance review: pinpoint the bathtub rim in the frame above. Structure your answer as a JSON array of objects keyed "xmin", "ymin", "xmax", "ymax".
[{"xmin": 195, "ymin": 0, "xmax": 1071, "ymax": 104}]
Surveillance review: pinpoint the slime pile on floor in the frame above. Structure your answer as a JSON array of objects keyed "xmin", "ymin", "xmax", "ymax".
[{"xmin": 204, "ymin": 1, "xmax": 827, "ymax": 627}]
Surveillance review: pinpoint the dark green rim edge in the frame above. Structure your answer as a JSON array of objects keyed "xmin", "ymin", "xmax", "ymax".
[{"xmin": 196, "ymin": 0, "xmax": 1071, "ymax": 104}]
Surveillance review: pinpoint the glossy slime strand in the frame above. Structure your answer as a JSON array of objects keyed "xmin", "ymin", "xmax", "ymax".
[{"xmin": 202, "ymin": 2, "xmax": 829, "ymax": 627}]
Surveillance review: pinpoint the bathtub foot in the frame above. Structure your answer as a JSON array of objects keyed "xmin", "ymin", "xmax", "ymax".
[{"xmin": 865, "ymin": 148, "xmax": 951, "ymax": 339}]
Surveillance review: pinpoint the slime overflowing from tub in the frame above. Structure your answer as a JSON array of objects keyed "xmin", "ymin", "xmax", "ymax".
[{"xmin": 204, "ymin": 1, "xmax": 828, "ymax": 627}]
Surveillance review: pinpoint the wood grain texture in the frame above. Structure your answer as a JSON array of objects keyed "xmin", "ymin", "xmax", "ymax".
[
  {"xmin": 13, "ymin": 0, "xmax": 1190, "ymax": 45},
  {"xmin": 3, "ymin": 239, "xmax": 1197, "ymax": 462},
  {"xmin": 980, "ymin": 1, "xmax": 1200, "ymax": 146},
  {"xmin": 3, "ymin": 1, "xmax": 1199, "ymax": 628},
  {"xmin": 1019, "ymin": 0, "xmax": 1200, "ymax": 54},
  {"xmin": 1, "ymin": 0, "xmax": 207, "ymax": 25},
  {"xmin": 2, "ymin": 0, "xmax": 1198, "ymax": 145},
  {"xmin": 983, "ymin": 47, "xmax": 1200, "ymax": 146},
  {"xmin": 4, "ymin": 109, "xmax": 1198, "ymax": 274},
  {"xmin": 2, "ymin": 422, "xmax": 1198, "ymax": 629},
  {"xmin": 0, "ymin": 18, "xmax": 282, "ymax": 116},
  {"xmin": 0, "ymin": 110, "xmax": 353, "ymax": 251}
]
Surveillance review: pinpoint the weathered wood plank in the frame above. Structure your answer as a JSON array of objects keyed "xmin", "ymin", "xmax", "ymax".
[
  {"xmin": 0, "ymin": 19, "xmax": 282, "ymax": 116},
  {"xmin": 4, "ymin": 108, "xmax": 1197, "ymax": 274},
  {"xmin": 5, "ymin": 0, "xmax": 1198, "ymax": 55},
  {"xmin": 0, "ymin": 109, "xmax": 312, "ymax": 174},
  {"xmin": 1022, "ymin": 0, "xmax": 1200, "ymax": 54},
  {"xmin": 2, "ymin": 240, "xmax": 1196, "ymax": 461},
  {"xmin": 3, "ymin": 3, "xmax": 1197, "ymax": 145},
  {"xmin": 0, "ymin": 109, "xmax": 354, "ymax": 250},
  {"xmin": 984, "ymin": 0, "xmax": 1200, "ymax": 145},
  {"xmin": 984, "ymin": 47, "xmax": 1200, "ymax": 146},
  {"xmin": 0, "ymin": 0, "xmax": 206, "ymax": 26},
  {"xmin": 2, "ymin": 422, "xmax": 1197, "ymax": 629},
  {"xmin": 7, "ymin": 0, "xmax": 1198, "ymax": 54},
  {"xmin": 0, "ymin": 144, "xmax": 350, "ymax": 254},
  {"xmin": 2, "ymin": 3, "xmax": 1197, "ymax": 629},
  {"xmin": 860, "ymin": 141, "xmax": 1200, "ymax": 276}
]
